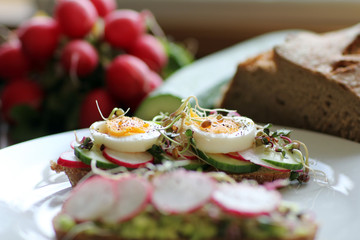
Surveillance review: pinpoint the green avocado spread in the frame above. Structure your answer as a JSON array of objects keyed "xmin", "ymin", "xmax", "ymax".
[{"xmin": 54, "ymin": 204, "xmax": 315, "ymax": 240}]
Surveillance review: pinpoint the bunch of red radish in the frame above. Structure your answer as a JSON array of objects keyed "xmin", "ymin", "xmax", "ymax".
[{"xmin": 0, "ymin": 0, "xmax": 168, "ymax": 129}]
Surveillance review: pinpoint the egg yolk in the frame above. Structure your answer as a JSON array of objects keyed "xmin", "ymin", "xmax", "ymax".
[
  {"xmin": 187, "ymin": 110, "xmax": 240, "ymax": 134},
  {"xmin": 106, "ymin": 116, "xmax": 151, "ymax": 137}
]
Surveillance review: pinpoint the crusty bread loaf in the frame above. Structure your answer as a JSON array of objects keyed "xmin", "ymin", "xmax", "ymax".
[{"xmin": 221, "ymin": 25, "xmax": 360, "ymax": 142}]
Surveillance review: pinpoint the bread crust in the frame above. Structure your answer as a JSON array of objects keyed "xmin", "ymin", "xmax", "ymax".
[{"xmin": 221, "ymin": 25, "xmax": 360, "ymax": 143}]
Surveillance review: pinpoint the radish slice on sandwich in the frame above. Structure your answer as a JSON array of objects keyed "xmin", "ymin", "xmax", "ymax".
[
  {"xmin": 57, "ymin": 150, "xmax": 90, "ymax": 168},
  {"xmin": 103, "ymin": 175, "xmax": 152, "ymax": 223},
  {"xmin": 103, "ymin": 148, "xmax": 153, "ymax": 168},
  {"xmin": 152, "ymin": 169, "xmax": 215, "ymax": 214},
  {"xmin": 212, "ymin": 182, "xmax": 281, "ymax": 217},
  {"xmin": 239, "ymin": 148, "xmax": 290, "ymax": 172},
  {"xmin": 63, "ymin": 176, "xmax": 116, "ymax": 221},
  {"xmin": 225, "ymin": 152, "xmax": 250, "ymax": 162}
]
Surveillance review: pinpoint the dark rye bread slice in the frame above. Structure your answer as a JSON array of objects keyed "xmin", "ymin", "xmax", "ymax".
[
  {"xmin": 221, "ymin": 24, "xmax": 360, "ymax": 142},
  {"xmin": 50, "ymin": 161, "xmax": 89, "ymax": 187},
  {"xmin": 50, "ymin": 161, "xmax": 291, "ymax": 187}
]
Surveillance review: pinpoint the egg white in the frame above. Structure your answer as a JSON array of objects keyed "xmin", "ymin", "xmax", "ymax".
[
  {"xmin": 189, "ymin": 116, "xmax": 256, "ymax": 153},
  {"xmin": 90, "ymin": 121, "xmax": 161, "ymax": 153}
]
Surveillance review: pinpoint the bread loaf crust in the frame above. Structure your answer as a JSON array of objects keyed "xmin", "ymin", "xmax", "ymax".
[{"xmin": 221, "ymin": 25, "xmax": 360, "ymax": 142}]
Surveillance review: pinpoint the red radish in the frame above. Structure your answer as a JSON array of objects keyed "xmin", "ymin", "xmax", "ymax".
[
  {"xmin": 125, "ymin": 70, "xmax": 163, "ymax": 111},
  {"xmin": 129, "ymin": 34, "xmax": 168, "ymax": 73},
  {"xmin": 104, "ymin": 9, "xmax": 145, "ymax": 49},
  {"xmin": 78, "ymin": 88, "xmax": 117, "ymax": 128},
  {"xmin": 55, "ymin": 0, "xmax": 98, "ymax": 38},
  {"xmin": 212, "ymin": 182, "xmax": 281, "ymax": 217},
  {"xmin": 103, "ymin": 148, "xmax": 153, "ymax": 168},
  {"xmin": 151, "ymin": 169, "xmax": 215, "ymax": 214},
  {"xmin": 264, "ymin": 179, "xmax": 290, "ymax": 190},
  {"xmin": 61, "ymin": 39, "xmax": 99, "ymax": 77},
  {"xmin": 90, "ymin": 0, "xmax": 116, "ymax": 17},
  {"xmin": 70, "ymin": 140, "xmax": 78, "ymax": 149},
  {"xmin": 63, "ymin": 176, "xmax": 116, "ymax": 221},
  {"xmin": 0, "ymin": 78, "xmax": 43, "ymax": 122},
  {"xmin": 147, "ymin": 70, "xmax": 162, "ymax": 91},
  {"xmin": 57, "ymin": 150, "xmax": 90, "ymax": 168},
  {"xmin": 239, "ymin": 148, "xmax": 290, "ymax": 172},
  {"xmin": 17, "ymin": 16, "xmax": 60, "ymax": 62},
  {"xmin": 103, "ymin": 175, "xmax": 152, "ymax": 223},
  {"xmin": 225, "ymin": 152, "xmax": 250, "ymax": 162},
  {"xmin": 0, "ymin": 40, "xmax": 29, "ymax": 80},
  {"xmin": 105, "ymin": 54, "xmax": 150, "ymax": 103}
]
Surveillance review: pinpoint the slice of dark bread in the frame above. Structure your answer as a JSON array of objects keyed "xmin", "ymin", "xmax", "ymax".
[
  {"xmin": 221, "ymin": 24, "xmax": 360, "ymax": 142},
  {"xmin": 50, "ymin": 161, "xmax": 90, "ymax": 187},
  {"xmin": 51, "ymin": 161, "xmax": 291, "ymax": 187}
]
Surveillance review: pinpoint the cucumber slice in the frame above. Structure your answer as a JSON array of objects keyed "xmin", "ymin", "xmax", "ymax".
[
  {"xmin": 74, "ymin": 146, "xmax": 118, "ymax": 169},
  {"xmin": 162, "ymin": 153, "xmax": 207, "ymax": 170},
  {"xmin": 194, "ymin": 147, "xmax": 260, "ymax": 173},
  {"xmin": 182, "ymin": 160, "xmax": 207, "ymax": 171},
  {"xmin": 135, "ymin": 94, "xmax": 182, "ymax": 120},
  {"xmin": 256, "ymin": 147, "xmax": 304, "ymax": 170}
]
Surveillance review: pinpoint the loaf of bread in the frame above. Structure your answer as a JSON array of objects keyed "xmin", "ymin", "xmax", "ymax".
[{"xmin": 221, "ymin": 25, "xmax": 360, "ymax": 142}]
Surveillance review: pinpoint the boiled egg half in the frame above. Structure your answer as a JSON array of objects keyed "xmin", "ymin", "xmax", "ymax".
[
  {"xmin": 186, "ymin": 113, "xmax": 256, "ymax": 153},
  {"xmin": 90, "ymin": 116, "xmax": 161, "ymax": 152}
]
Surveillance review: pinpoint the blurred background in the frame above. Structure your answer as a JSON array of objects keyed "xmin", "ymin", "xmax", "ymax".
[
  {"xmin": 2, "ymin": 0, "xmax": 360, "ymax": 57},
  {"xmin": 0, "ymin": 0, "xmax": 360, "ymax": 148}
]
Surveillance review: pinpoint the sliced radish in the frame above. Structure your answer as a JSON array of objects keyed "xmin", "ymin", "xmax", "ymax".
[
  {"xmin": 70, "ymin": 140, "xmax": 80, "ymax": 149},
  {"xmin": 103, "ymin": 175, "xmax": 152, "ymax": 223},
  {"xmin": 212, "ymin": 182, "xmax": 281, "ymax": 217},
  {"xmin": 264, "ymin": 179, "xmax": 289, "ymax": 190},
  {"xmin": 239, "ymin": 148, "xmax": 290, "ymax": 172},
  {"xmin": 225, "ymin": 152, "xmax": 250, "ymax": 162},
  {"xmin": 57, "ymin": 150, "xmax": 90, "ymax": 168},
  {"xmin": 63, "ymin": 176, "xmax": 116, "ymax": 221},
  {"xmin": 151, "ymin": 169, "xmax": 215, "ymax": 214},
  {"xmin": 103, "ymin": 148, "xmax": 153, "ymax": 168}
]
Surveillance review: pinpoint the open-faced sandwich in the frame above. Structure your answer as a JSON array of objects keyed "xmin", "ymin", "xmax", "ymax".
[
  {"xmin": 51, "ymin": 96, "xmax": 311, "ymax": 186},
  {"xmin": 53, "ymin": 169, "xmax": 317, "ymax": 240}
]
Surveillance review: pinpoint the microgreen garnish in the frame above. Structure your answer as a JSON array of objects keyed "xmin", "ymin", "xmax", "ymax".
[
  {"xmin": 79, "ymin": 137, "xmax": 94, "ymax": 150},
  {"xmin": 272, "ymin": 129, "xmax": 292, "ymax": 137},
  {"xmin": 147, "ymin": 145, "xmax": 167, "ymax": 164},
  {"xmin": 151, "ymin": 96, "xmax": 237, "ymax": 163},
  {"xmin": 185, "ymin": 129, "xmax": 193, "ymax": 137},
  {"xmin": 96, "ymin": 100, "xmax": 129, "ymax": 121},
  {"xmin": 263, "ymin": 123, "xmax": 272, "ymax": 136}
]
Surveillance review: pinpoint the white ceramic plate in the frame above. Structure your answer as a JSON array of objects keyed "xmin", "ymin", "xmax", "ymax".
[{"xmin": 0, "ymin": 126, "xmax": 359, "ymax": 240}]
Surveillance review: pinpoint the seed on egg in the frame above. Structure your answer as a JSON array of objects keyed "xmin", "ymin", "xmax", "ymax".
[{"xmin": 201, "ymin": 120, "xmax": 212, "ymax": 128}]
